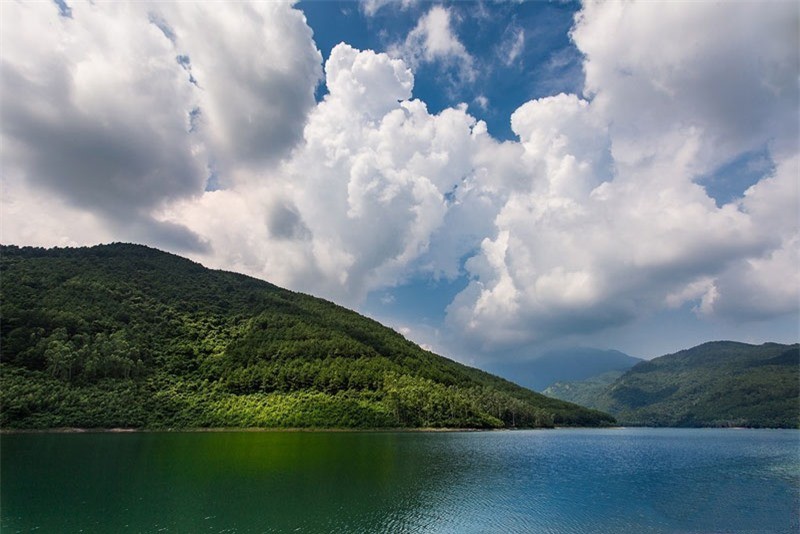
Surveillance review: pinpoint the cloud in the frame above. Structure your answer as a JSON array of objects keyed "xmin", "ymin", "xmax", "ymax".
[
  {"xmin": 157, "ymin": 187, "xmax": 322, "ymax": 291},
  {"xmin": 156, "ymin": 2, "xmax": 322, "ymax": 175},
  {"xmin": 0, "ymin": 1, "xmax": 321, "ymax": 250},
  {"xmin": 499, "ymin": 25, "xmax": 525, "ymax": 66},
  {"xmin": 572, "ymin": 0, "xmax": 799, "ymax": 170},
  {"xmin": 1, "ymin": 1, "xmax": 204, "ymax": 249},
  {"xmin": 472, "ymin": 95, "xmax": 490, "ymax": 111},
  {"xmin": 0, "ymin": 177, "xmax": 114, "ymax": 248},
  {"xmin": 445, "ymin": 1, "xmax": 799, "ymax": 349},
  {"xmin": 163, "ymin": 43, "xmax": 489, "ymax": 304},
  {"xmin": 323, "ymin": 44, "xmax": 413, "ymax": 120},
  {"xmin": 391, "ymin": 6, "xmax": 476, "ymax": 84},
  {"xmin": 701, "ymin": 153, "xmax": 800, "ymax": 321},
  {"xmin": 361, "ymin": 0, "xmax": 419, "ymax": 17}
]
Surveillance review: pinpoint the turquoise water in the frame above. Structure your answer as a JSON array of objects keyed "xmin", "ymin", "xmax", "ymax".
[{"xmin": 1, "ymin": 428, "xmax": 798, "ymax": 533}]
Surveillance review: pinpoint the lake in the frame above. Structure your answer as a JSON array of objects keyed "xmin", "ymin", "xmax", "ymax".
[{"xmin": 1, "ymin": 428, "xmax": 798, "ymax": 533}]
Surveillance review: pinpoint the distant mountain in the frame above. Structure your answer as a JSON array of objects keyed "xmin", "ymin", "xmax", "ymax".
[
  {"xmin": 559, "ymin": 341, "xmax": 798, "ymax": 428},
  {"xmin": 0, "ymin": 244, "xmax": 614, "ymax": 430},
  {"xmin": 488, "ymin": 348, "xmax": 642, "ymax": 391}
]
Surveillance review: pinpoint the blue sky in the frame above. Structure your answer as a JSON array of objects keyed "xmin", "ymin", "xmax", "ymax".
[
  {"xmin": 300, "ymin": 0, "xmax": 583, "ymax": 141},
  {"xmin": 1, "ymin": 0, "xmax": 797, "ymax": 366}
]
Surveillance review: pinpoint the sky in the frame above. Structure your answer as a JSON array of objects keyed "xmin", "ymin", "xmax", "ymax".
[{"xmin": 1, "ymin": 0, "xmax": 798, "ymax": 367}]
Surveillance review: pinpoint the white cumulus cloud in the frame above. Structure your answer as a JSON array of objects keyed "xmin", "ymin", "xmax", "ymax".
[
  {"xmin": 446, "ymin": 1, "xmax": 799, "ymax": 349},
  {"xmin": 163, "ymin": 43, "xmax": 489, "ymax": 305}
]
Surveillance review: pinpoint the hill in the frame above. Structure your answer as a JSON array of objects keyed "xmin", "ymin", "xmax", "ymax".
[
  {"xmin": 577, "ymin": 341, "xmax": 799, "ymax": 428},
  {"xmin": 487, "ymin": 348, "xmax": 642, "ymax": 391},
  {"xmin": 0, "ymin": 244, "xmax": 614, "ymax": 430}
]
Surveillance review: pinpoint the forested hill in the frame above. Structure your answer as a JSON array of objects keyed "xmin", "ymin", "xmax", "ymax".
[
  {"xmin": 0, "ymin": 243, "xmax": 614, "ymax": 430},
  {"xmin": 585, "ymin": 341, "xmax": 799, "ymax": 428}
]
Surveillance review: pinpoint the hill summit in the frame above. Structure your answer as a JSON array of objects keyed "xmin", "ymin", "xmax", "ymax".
[{"xmin": 0, "ymin": 243, "xmax": 613, "ymax": 429}]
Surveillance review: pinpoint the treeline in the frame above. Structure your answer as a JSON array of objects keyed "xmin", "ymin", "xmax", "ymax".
[{"xmin": 0, "ymin": 244, "xmax": 614, "ymax": 429}]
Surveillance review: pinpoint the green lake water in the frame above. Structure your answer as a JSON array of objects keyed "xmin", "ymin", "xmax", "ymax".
[{"xmin": 1, "ymin": 428, "xmax": 798, "ymax": 533}]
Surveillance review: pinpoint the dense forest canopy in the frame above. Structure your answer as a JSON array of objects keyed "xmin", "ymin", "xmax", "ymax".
[
  {"xmin": 0, "ymin": 243, "xmax": 614, "ymax": 429},
  {"xmin": 546, "ymin": 341, "xmax": 799, "ymax": 428}
]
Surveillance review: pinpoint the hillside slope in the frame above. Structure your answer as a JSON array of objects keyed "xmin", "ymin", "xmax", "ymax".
[
  {"xmin": 590, "ymin": 341, "xmax": 799, "ymax": 428},
  {"xmin": 0, "ymin": 244, "xmax": 614, "ymax": 429}
]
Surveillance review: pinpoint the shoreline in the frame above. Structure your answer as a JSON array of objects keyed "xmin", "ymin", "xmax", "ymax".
[
  {"xmin": 2, "ymin": 425, "xmax": 794, "ymax": 434},
  {"xmin": 0, "ymin": 426, "xmax": 511, "ymax": 434}
]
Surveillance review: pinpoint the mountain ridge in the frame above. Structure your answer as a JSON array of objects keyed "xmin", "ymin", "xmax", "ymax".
[{"xmin": 545, "ymin": 340, "xmax": 799, "ymax": 428}]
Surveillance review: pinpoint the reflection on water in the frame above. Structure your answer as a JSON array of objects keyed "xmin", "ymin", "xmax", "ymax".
[
  {"xmin": 1, "ymin": 431, "xmax": 466, "ymax": 533},
  {"xmin": 2, "ymin": 429, "xmax": 798, "ymax": 533}
]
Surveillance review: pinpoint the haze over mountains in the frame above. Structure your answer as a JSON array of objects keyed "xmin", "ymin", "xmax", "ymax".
[{"xmin": 487, "ymin": 348, "xmax": 643, "ymax": 392}]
